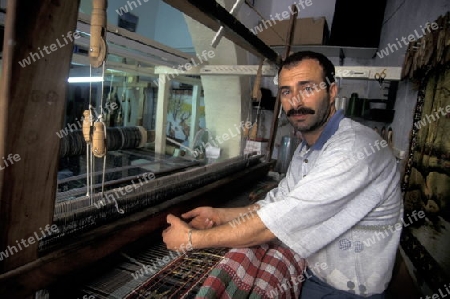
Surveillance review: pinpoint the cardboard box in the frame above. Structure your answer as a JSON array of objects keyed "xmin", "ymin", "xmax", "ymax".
[{"xmin": 256, "ymin": 17, "xmax": 329, "ymax": 46}]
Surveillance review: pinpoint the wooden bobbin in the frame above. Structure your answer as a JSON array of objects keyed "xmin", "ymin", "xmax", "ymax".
[
  {"xmin": 82, "ymin": 110, "xmax": 92, "ymax": 143},
  {"xmin": 249, "ymin": 121, "xmax": 258, "ymax": 140},
  {"xmin": 90, "ymin": 0, "xmax": 107, "ymax": 68},
  {"xmin": 92, "ymin": 122, "xmax": 107, "ymax": 158},
  {"xmin": 242, "ymin": 125, "xmax": 250, "ymax": 139}
]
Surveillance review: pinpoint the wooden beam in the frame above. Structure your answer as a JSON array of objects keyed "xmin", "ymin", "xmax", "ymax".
[
  {"xmin": 267, "ymin": 4, "xmax": 298, "ymax": 161},
  {"xmin": 0, "ymin": 0, "xmax": 80, "ymax": 273},
  {"xmin": 163, "ymin": 0, "xmax": 280, "ymax": 65},
  {"xmin": 72, "ymin": 53, "xmax": 156, "ymax": 78},
  {"xmin": 155, "ymin": 64, "xmax": 278, "ymax": 76},
  {"xmin": 154, "ymin": 65, "xmax": 403, "ymax": 80}
]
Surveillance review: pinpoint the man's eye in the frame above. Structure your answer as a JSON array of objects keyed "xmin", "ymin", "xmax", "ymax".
[{"xmin": 281, "ymin": 90, "xmax": 290, "ymax": 96}]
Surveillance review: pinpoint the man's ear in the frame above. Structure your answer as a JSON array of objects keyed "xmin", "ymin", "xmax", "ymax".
[{"xmin": 329, "ymin": 82, "xmax": 338, "ymax": 101}]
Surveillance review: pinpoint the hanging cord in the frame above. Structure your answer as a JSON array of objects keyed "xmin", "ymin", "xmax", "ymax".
[
  {"xmin": 93, "ymin": 61, "xmax": 125, "ymax": 214},
  {"xmin": 244, "ymin": 0, "xmax": 287, "ymax": 44},
  {"xmin": 101, "ymin": 121, "xmax": 123, "ymax": 214},
  {"xmin": 100, "ymin": 62, "xmax": 106, "ymax": 115},
  {"xmin": 90, "ymin": 67, "xmax": 95, "ymax": 202},
  {"xmin": 107, "ymin": 73, "xmax": 115, "ymax": 121},
  {"xmin": 89, "ymin": 0, "xmax": 123, "ymax": 213},
  {"xmin": 83, "ymin": 108, "xmax": 92, "ymax": 199},
  {"xmin": 83, "ymin": 65, "xmax": 97, "ymax": 202},
  {"xmin": 99, "ymin": 62, "xmax": 107, "ymax": 200}
]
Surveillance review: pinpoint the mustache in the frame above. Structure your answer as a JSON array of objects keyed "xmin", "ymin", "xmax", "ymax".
[{"xmin": 286, "ymin": 107, "xmax": 315, "ymax": 117}]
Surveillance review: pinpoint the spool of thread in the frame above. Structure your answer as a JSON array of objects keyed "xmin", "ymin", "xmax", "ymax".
[
  {"xmin": 92, "ymin": 122, "xmax": 107, "ymax": 158},
  {"xmin": 243, "ymin": 123, "xmax": 249, "ymax": 138},
  {"xmin": 276, "ymin": 136, "xmax": 296, "ymax": 173},
  {"xmin": 334, "ymin": 97, "xmax": 340, "ymax": 110},
  {"xmin": 82, "ymin": 110, "xmax": 92, "ymax": 143},
  {"xmin": 59, "ymin": 126, "xmax": 144, "ymax": 157},
  {"xmin": 340, "ymin": 96, "xmax": 349, "ymax": 111},
  {"xmin": 349, "ymin": 93, "xmax": 361, "ymax": 117},
  {"xmin": 361, "ymin": 98, "xmax": 369, "ymax": 117}
]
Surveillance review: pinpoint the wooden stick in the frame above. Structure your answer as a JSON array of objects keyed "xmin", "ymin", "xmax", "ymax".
[
  {"xmin": 0, "ymin": 0, "xmax": 80, "ymax": 274},
  {"xmin": 266, "ymin": 5, "xmax": 298, "ymax": 160}
]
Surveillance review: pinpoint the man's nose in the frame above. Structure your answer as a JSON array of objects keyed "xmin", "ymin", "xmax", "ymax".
[{"xmin": 288, "ymin": 89, "xmax": 304, "ymax": 109}]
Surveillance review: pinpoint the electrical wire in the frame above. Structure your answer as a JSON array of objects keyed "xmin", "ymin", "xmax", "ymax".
[{"xmin": 381, "ymin": 0, "xmax": 406, "ymax": 27}]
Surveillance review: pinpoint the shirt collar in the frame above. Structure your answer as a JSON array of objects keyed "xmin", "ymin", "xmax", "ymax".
[{"xmin": 299, "ymin": 110, "xmax": 345, "ymax": 153}]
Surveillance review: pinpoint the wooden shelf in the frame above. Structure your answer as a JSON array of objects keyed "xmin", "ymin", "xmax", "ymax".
[
  {"xmin": 349, "ymin": 109, "xmax": 395, "ymax": 123},
  {"xmin": 271, "ymin": 45, "xmax": 378, "ymax": 59}
]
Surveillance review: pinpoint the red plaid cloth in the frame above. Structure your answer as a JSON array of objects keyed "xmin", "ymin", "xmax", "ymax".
[{"xmin": 196, "ymin": 241, "xmax": 306, "ymax": 299}]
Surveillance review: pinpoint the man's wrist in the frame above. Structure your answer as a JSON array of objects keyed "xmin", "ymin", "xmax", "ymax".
[
  {"xmin": 215, "ymin": 208, "xmax": 226, "ymax": 225},
  {"xmin": 187, "ymin": 229, "xmax": 193, "ymax": 249},
  {"xmin": 190, "ymin": 228, "xmax": 204, "ymax": 250}
]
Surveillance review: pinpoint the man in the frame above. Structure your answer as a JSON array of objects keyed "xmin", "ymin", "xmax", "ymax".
[{"xmin": 162, "ymin": 51, "xmax": 403, "ymax": 298}]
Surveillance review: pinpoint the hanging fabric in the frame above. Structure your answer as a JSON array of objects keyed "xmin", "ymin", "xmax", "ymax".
[{"xmin": 401, "ymin": 65, "xmax": 450, "ymax": 290}]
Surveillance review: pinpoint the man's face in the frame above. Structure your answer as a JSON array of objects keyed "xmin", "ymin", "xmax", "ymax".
[{"xmin": 278, "ymin": 59, "xmax": 337, "ymax": 133}]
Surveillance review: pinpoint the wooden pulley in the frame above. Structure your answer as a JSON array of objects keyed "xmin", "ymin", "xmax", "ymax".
[
  {"xmin": 90, "ymin": 0, "xmax": 108, "ymax": 68},
  {"xmin": 92, "ymin": 122, "xmax": 107, "ymax": 158},
  {"xmin": 82, "ymin": 110, "xmax": 92, "ymax": 143}
]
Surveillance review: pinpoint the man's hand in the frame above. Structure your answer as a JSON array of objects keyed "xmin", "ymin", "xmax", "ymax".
[
  {"xmin": 182, "ymin": 207, "xmax": 222, "ymax": 229},
  {"xmin": 162, "ymin": 214, "xmax": 191, "ymax": 251}
]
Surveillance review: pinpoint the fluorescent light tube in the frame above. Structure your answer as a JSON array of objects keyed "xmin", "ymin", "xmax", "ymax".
[{"xmin": 67, "ymin": 77, "xmax": 104, "ymax": 83}]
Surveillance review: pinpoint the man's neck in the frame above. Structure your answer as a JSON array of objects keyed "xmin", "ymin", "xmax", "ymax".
[
  {"xmin": 302, "ymin": 110, "xmax": 335, "ymax": 147},
  {"xmin": 302, "ymin": 129, "xmax": 324, "ymax": 148}
]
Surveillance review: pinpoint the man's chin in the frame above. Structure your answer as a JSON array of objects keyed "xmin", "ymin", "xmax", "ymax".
[{"xmin": 289, "ymin": 120, "xmax": 311, "ymax": 132}]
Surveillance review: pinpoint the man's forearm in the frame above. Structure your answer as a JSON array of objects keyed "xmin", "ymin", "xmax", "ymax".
[
  {"xmin": 190, "ymin": 211, "xmax": 274, "ymax": 249},
  {"xmin": 216, "ymin": 204, "xmax": 260, "ymax": 224}
]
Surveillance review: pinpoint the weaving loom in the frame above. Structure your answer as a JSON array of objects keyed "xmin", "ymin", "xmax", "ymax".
[
  {"xmin": 40, "ymin": 157, "xmax": 276, "ymax": 299},
  {"xmin": 0, "ymin": 1, "xmax": 292, "ymax": 298},
  {"xmin": 48, "ymin": 237, "xmax": 230, "ymax": 299},
  {"xmin": 46, "ymin": 88, "xmax": 279, "ymax": 298}
]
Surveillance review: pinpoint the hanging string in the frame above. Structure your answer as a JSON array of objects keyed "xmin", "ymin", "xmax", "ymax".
[
  {"xmin": 85, "ymin": 65, "xmax": 95, "ymax": 201},
  {"xmin": 99, "ymin": 62, "xmax": 109, "ymax": 207},
  {"xmin": 100, "ymin": 62, "xmax": 106, "ymax": 116}
]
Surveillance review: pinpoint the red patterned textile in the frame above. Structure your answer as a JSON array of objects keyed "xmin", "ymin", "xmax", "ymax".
[{"xmin": 196, "ymin": 241, "xmax": 306, "ymax": 299}]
